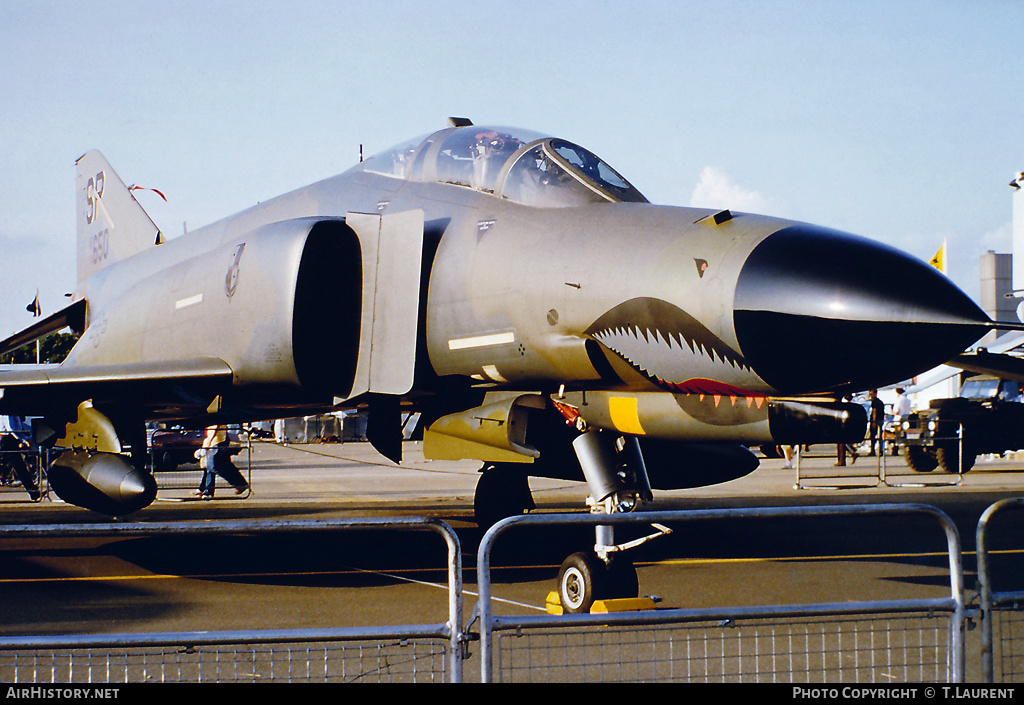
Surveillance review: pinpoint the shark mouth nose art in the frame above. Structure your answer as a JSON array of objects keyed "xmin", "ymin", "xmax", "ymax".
[{"xmin": 585, "ymin": 297, "xmax": 757, "ymax": 396}]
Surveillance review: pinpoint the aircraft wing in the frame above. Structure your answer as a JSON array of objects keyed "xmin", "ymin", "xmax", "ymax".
[
  {"xmin": 0, "ymin": 358, "xmax": 234, "ymax": 417},
  {"xmin": 0, "ymin": 299, "xmax": 87, "ymax": 358},
  {"xmin": 948, "ymin": 350, "xmax": 1024, "ymax": 383},
  {"xmin": 939, "ymin": 330, "xmax": 1024, "ymax": 382},
  {"xmin": 905, "ymin": 331, "xmax": 1024, "ymax": 393},
  {"xmin": 978, "ymin": 330, "xmax": 1024, "ymax": 355}
]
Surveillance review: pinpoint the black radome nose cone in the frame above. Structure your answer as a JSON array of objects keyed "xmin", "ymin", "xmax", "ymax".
[{"xmin": 733, "ymin": 225, "xmax": 990, "ymax": 394}]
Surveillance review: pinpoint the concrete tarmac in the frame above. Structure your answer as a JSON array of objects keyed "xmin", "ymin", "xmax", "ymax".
[
  {"xmin": 3, "ymin": 440, "xmax": 1024, "ymax": 681},
  {"xmin": 7, "ymin": 439, "xmax": 1024, "ymax": 521}
]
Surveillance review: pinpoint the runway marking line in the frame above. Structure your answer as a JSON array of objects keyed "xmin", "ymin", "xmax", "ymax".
[
  {"xmin": 0, "ymin": 568, "xmax": 546, "ymax": 613},
  {"xmin": 649, "ymin": 550, "xmax": 959, "ymax": 567},
  {"xmin": 3, "ymin": 546, "xmax": 1017, "ymax": 585},
  {"xmin": 3, "ymin": 548, "xmax": 1018, "ymax": 615}
]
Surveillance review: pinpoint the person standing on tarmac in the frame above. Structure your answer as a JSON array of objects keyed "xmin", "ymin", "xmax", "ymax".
[
  {"xmin": 0, "ymin": 415, "xmax": 40, "ymax": 501},
  {"xmin": 868, "ymin": 390, "xmax": 886, "ymax": 456},
  {"xmin": 195, "ymin": 425, "xmax": 249, "ymax": 499}
]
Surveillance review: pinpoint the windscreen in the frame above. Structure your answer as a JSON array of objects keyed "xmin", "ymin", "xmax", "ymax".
[
  {"xmin": 501, "ymin": 144, "xmax": 609, "ymax": 207},
  {"xmin": 363, "ymin": 125, "xmax": 647, "ymax": 208}
]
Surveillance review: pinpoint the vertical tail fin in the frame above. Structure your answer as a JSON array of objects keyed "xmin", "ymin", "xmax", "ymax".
[{"xmin": 76, "ymin": 151, "xmax": 162, "ymax": 283}]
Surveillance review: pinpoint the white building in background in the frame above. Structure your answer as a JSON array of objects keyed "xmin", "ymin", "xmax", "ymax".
[
  {"xmin": 977, "ymin": 172, "xmax": 1024, "ymax": 330},
  {"xmin": 1014, "ymin": 172, "xmax": 1024, "ymax": 298},
  {"xmin": 981, "ymin": 250, "xmax": 1016, "ymax": 337}
]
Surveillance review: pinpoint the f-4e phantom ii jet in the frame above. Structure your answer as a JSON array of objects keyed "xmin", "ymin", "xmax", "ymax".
[{"xmin": 0, "ymin": 118, "xmax": 998, "ymax": 611}]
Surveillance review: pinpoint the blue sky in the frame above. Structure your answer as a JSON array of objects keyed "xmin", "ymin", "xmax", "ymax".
[{"xmin": 1, "ymin": 0, "xmax": 1022, "ymax": 340}]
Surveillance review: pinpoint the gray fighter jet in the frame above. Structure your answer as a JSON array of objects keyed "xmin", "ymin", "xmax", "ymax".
[{"xmin": 0, "ymin": 119, "xmax": 996, "ymax": 610}]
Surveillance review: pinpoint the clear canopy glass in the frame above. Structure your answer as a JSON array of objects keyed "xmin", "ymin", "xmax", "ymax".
[{"xmin": 363, "ymin": 125, "xmax": 647, "ymax": 207}]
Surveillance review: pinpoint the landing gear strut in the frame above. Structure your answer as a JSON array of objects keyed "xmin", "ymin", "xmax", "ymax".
[{"xmin": 556, "ymin": 430, "xmax": 667, "ymax": 613}]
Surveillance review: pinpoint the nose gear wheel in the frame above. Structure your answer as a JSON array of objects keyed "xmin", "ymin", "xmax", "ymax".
[{"xmin": 557, "ymin": 551, "xmax": 638, "ymax": 614}]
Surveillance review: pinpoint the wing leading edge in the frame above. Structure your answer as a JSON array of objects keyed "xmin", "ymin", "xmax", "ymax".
[
  {"xmin": 0, "ymin": 358, "xmax": 234, "ymax": 417},
  {"xmin": 945, "ymin": 331, "xmax": 1024, "ymax": 383},
  {"xmin": 0, "ymin": 299, "xmax": 87, "ymax": 358},
  {"xmin": 950, "ymin": 350, "xmax": 1024, "ymax": 383}
]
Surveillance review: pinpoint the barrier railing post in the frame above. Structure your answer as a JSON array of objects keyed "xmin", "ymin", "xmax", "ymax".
[
  {"xmin": 0, "ymin": 517, "xmax": 464, "ymax": 683},
  {"xmin": 975, "ymin": 497, "xmax": 1024, "ymax": 683},
  {"xmin": 477, "ymin": 503, "xmax": 965, "ymax": 683}
]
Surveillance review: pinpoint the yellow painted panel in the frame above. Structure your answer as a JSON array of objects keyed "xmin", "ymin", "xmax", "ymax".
[{"xmin": 608, "ymin": 396, "xmax": 645, "ymax": 435}]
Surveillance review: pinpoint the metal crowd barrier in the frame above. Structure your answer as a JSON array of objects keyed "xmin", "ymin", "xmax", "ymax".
[
  {"xmin": 881, "ymin": 425, "xmax": 966, "ymax": 488},
  {"xmin": 1, "ymin": 503, "xmax": 1005, "ymax": 684},
  {"xmin": 0, "ymin": 518, "xmax": 464, "ymax": 683},
  {"xmin": 976, "ymin": 498, "xmax": 1024, "ymax": 683},
  {"xmin": 793, "ymin": 435, "xmax": 964, "ymax": 491},
  {"xmin": 475, "ymin": 504, "xmax": 966, "ymax": 683},
  {"xmin": 150, "ymin": 440, "xmax": 252, "ymax": 499}
]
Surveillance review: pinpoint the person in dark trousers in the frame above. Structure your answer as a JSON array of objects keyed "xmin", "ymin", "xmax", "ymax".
[
  {"xmin": 195, "ymin": 425, "xmax": 249, "ymax": 498},
  {"xmin": 836, "ymin": 395, "xmax": 860, "ymax": 466},
  {"xmin": 868, "ymin": 390, "xmax": 886, "ymax": 456},
  {"xmin": 1, "ymin": 415, "xmax": 40, "ymax": 500},
  {"xmin": 836, "ymin": 441, "xmax": 859, "ymax": 466}
]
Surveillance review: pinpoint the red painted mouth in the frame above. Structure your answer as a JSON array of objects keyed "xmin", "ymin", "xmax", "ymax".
[{"xmin": 663, "ymin": 378, "xmax": 765, "ymax": 403}]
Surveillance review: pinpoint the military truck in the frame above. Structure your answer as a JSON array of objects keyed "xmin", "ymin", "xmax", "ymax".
[{"xmin": 895, "ymin": 375, "xmax": 1024, "ymax": 473}]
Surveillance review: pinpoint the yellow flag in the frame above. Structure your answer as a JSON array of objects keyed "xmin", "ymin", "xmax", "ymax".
[{"xmin": 929, "ymin": 240, "xmax": 947, "ymax": 274}]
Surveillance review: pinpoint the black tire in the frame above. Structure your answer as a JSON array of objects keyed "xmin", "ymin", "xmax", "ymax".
[
  {"xmin": 902, "ymin": 446, "xmax": 938, "ymax": 473},
  {"xmin": 759, "ymin": 444, "xmax": 782, "ymax": 459},
  {"xmin": 558, "ymin": 552, "xmax": 604, "ymax": 613},
  {"xmin": 935, "ymin": 443, "xmax": 976, "ymax": 474},
  {"xmin": 557, "ymin": 552, "xmax": 639, "ymax": 613},
  {"xmin": 473, "ymin": 464, "xmax": 535, "ymax": 528},
  {"xmin": 604, "ymin": 556, "xmax": 639, "ymax": 600}
]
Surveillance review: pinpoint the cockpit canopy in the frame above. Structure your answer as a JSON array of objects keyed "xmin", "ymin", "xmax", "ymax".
[{"xmin": 363, "ymin": 125, "xmax": 647, "ymax": 207}]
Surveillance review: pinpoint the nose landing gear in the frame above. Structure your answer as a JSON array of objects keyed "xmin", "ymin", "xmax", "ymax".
[{"xmin": 555, "ymin": 430, "xmax": 668, "ymax": 613}]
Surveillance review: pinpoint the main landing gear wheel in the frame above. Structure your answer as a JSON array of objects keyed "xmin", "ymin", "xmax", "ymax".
[
  {"xmin": 557, "ymin": 551, "xmax": 638, "ymax": 614},
  {"xmin": 473, "ymin": 463, "xmax": 535, "ymax": 528}
]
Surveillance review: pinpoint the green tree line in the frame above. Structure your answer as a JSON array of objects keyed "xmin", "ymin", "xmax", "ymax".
[{"xmin": 0, "ymin": 332, "xmax": 78, "ymax": 364}]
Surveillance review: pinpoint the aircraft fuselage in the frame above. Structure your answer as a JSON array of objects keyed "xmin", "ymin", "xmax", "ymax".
[{"xmin": 0, "ymin": 122, "xmax": 992, "ymax": 517}]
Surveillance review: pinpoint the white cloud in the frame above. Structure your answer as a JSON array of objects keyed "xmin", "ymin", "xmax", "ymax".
[
  {"xmin": 689, "ymin": 166, "xmax": 773, "ymax": 214},
  {"xmin": 980, "ymin": 221, "xmax": 1012, "ymax": 252}
]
